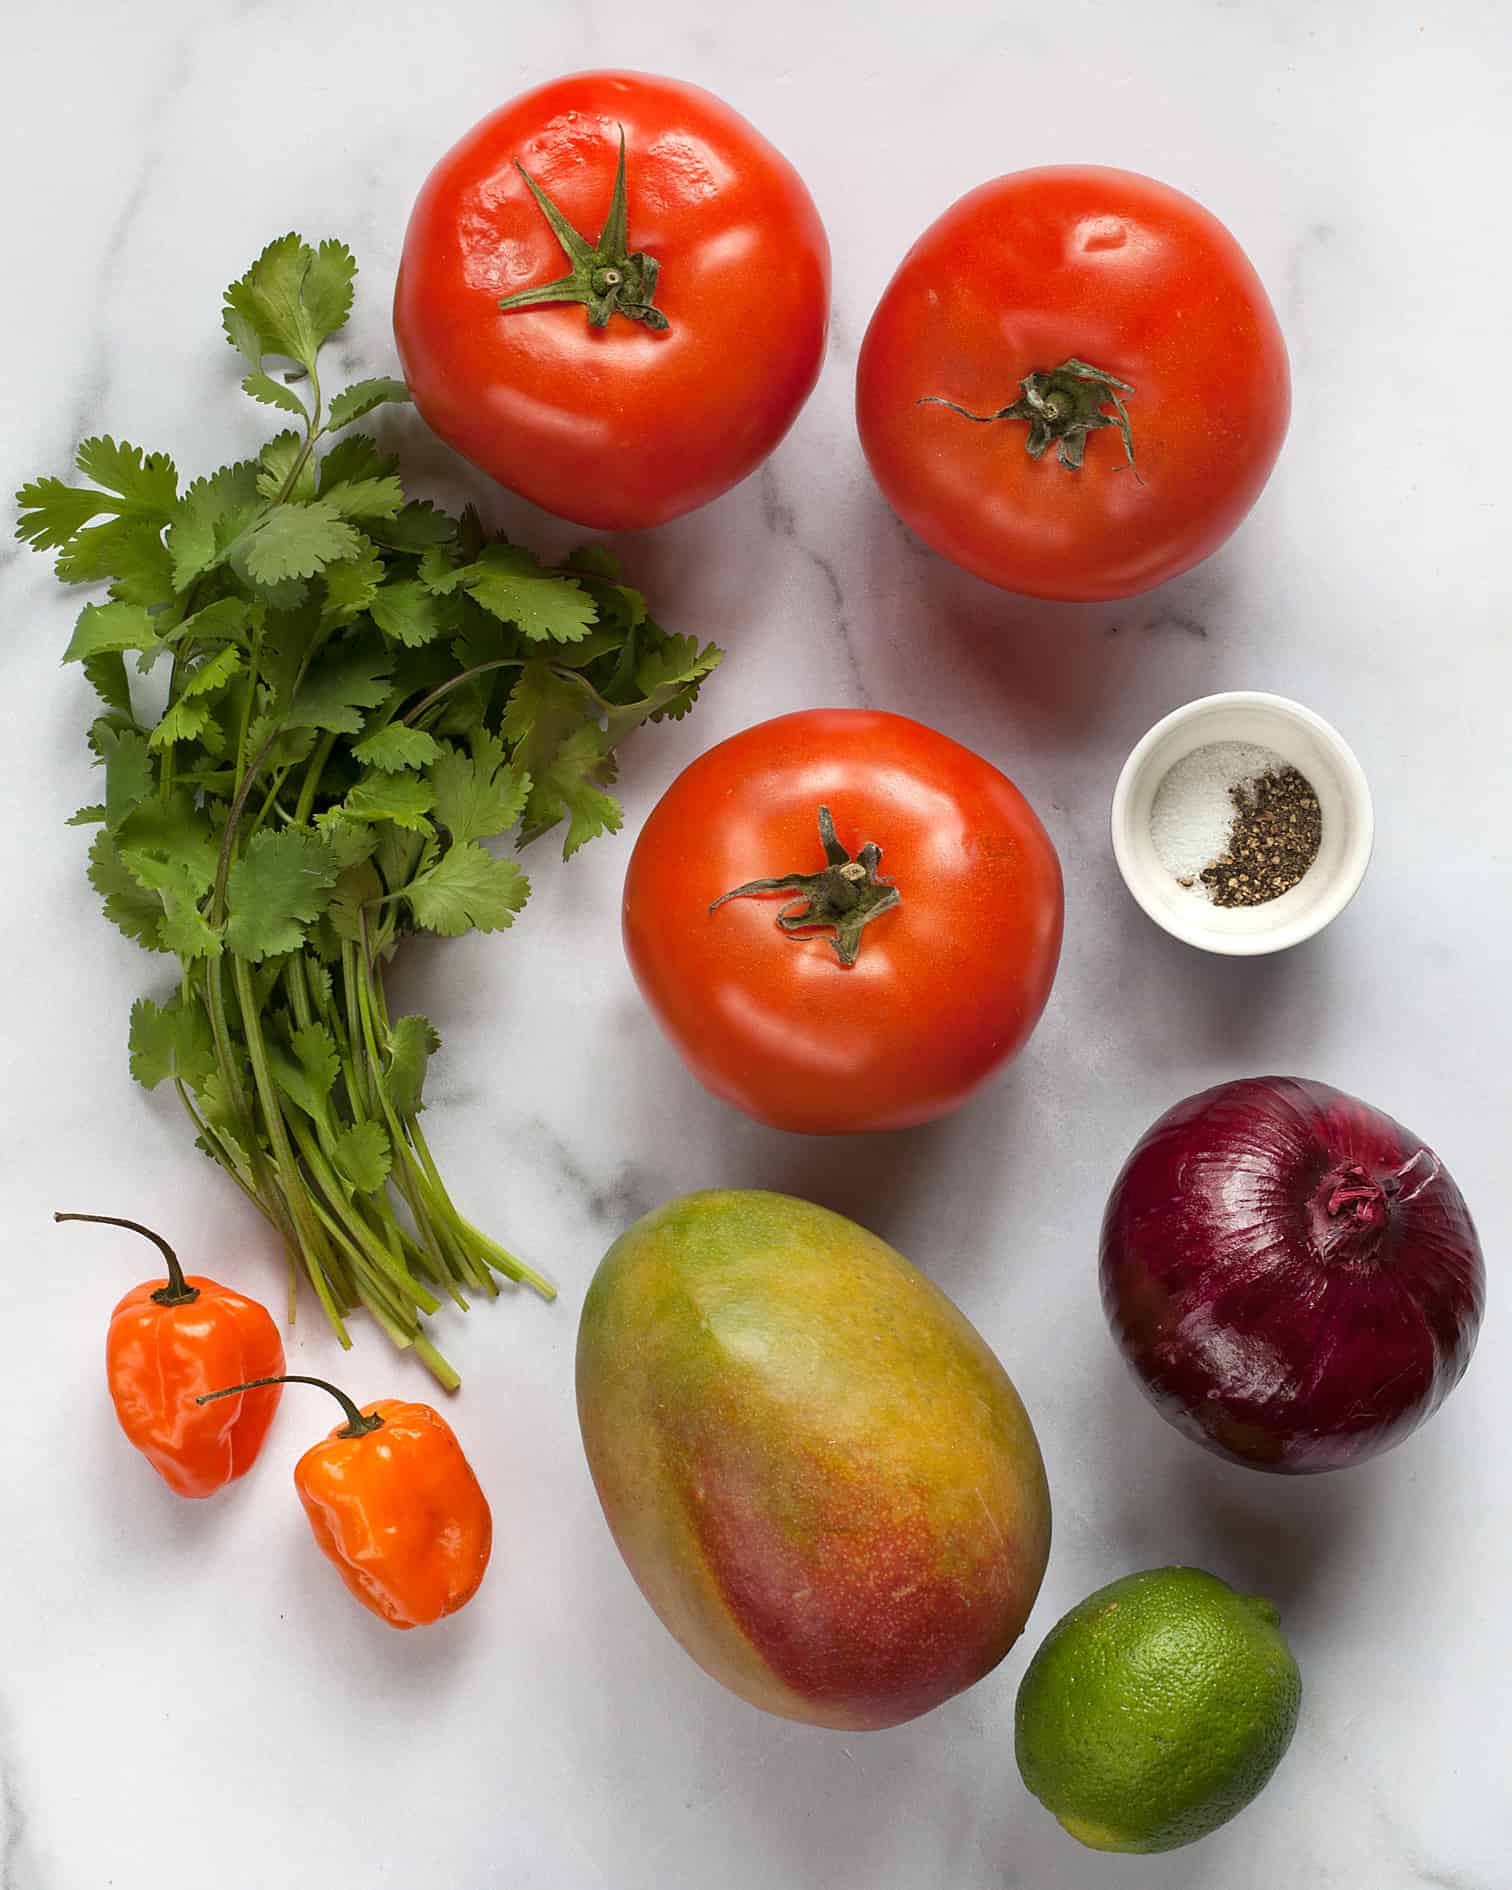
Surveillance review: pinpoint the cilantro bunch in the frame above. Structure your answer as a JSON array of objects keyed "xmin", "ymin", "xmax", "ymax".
[{"xmin": 17, "ymin": 234, "xmax": 721, "ymax": 1388}]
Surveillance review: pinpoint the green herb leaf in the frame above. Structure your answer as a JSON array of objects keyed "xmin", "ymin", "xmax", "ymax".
[
  {"xmin": 63, "ymin": 601, "xmax": 162, "ymax": 666},
  {"xmin": 168, "ymin": 461, "xmax": 260, "ymax": 589},
  {"xmin": 318, "ymin": 434, "xmax": 397, "ymax": 493},
  {"xmin": 121, "ymin": 852, "xmax": 222, "ymax": 960},
  {"xmin": 321, "ymin": 537, "xmax": 384, "ymax": 623},
  {"xmin": 223, "ymin": 233, "xmax": 354, "ymax": 376},
  {"xmin": 370, "ymin": 500, "xmax": 455, "ymax": 551},
  {"xmin": 88, "ymin": 829, "xmax": 166, "ymax": 950},
  {"xmin": 74, "ymin": 438, "xmax": 178, "ymax": 515},
  {"xmin": 352, "ymin": 724, "xmax": 442, "ymax": 772},
  {"xmin": 333, "ymin": 1120, "xmax": 392, "ymax": 1191},
  {"xmin": 94, "ymin": 723, "xmax": 154, "ymax": 830},
  {"xmin": 523, "ymin": 722, "xmax": 623, "ymax": 857},
  {"xmin": 287, "ymin": 643, "xmax": 392, "ymax": 734},
  {"xmin": 243, "ymin": 370, "xmax": 310, "ymax": 418},
  {"xmin": 128, "ymin": 993, "xmax": 217, "ymax": 1089},
  {"xmin": 257, "ymin": 430, "xmax": 317, "ymax": 503},
  {"xmin": 327, "ymin": 377, "xmax": 411, "ymax": 431},
  {"xmin": 385, "ymin": 1014, "xmax": 440, "ymax": 1116},
  {"xmin": 225, "ymin": 830, "xmax": 340, "ymax": 961},
  {"xmin": 370, "ymin": 577, "xmax": 449, "ymax": 648},
  {"xmin": 461, "ymin": 544, "xmax": 597, "ymax": 642},
  {"xmin": 429, "ymin": 731, "xmax": 531, "ymax": 844},
  {"xmin": 340, "ymin": 770, "xmax": 436, "ymax": 832},
  {"xmin": 322, "ymin": 476, "xmax": 405, "ymax": 521},
  {"xmin": 270, "ymin": 1020, "xmax": 341, "ymax": 1119},
  {"xmin": 242, "ymin": 498, "xmax": 363, "ymax": 583},
  {"xmin": 53, "ymin": 515, "xmax": 176, "ymax": 606},
  {"xmin": 406, "ymin": 843, "xmax": 529, "ymax": 936}
]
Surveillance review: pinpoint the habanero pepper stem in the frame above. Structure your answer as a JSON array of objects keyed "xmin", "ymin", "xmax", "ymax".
[
  {"xmin": 54, "ymin": 1210, "xmax": 198, "ymax": 1305},
  {"xmin": 199, "ymin": 1373, "xmax": 383, "ymax": 1436}
]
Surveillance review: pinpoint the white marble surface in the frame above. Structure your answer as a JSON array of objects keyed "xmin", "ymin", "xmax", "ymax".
[{"xmin": 3, "ymin": 3, "xmax": 1509, "ymax": 1886}]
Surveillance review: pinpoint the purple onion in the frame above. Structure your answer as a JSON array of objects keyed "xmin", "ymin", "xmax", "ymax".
[{"xmin": 1100, "ymin": 1076, "xmax": 1485, "ymax": 1473}]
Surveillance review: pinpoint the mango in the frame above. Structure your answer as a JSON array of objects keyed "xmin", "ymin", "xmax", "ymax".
[{"xmin": 576, "ymin": 1190, "xmax": 1051, "ymax": 1730}]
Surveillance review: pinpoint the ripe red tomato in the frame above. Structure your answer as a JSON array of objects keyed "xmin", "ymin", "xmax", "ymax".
[
  {"xmin": 394, "ymin": 70, "xmax": 830, "ymax": 531},
  {"xmin": 856, "ymin": 167, "xmax": 1289, "ymax": 602},
  {"xmin": 623, "ymin": 711, "xmax": 1063, "ymax": 1135}
]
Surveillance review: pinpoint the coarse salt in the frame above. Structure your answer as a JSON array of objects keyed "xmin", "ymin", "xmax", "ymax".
[{"xmin": 1149, "ymin": 742, "xmax": 1286, "ymax": 897}]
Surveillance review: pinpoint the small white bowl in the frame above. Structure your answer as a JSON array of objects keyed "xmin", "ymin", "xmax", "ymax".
[{"xmin": 1111, "ymin": 691, "xmax": 1373, "ymax": 956}]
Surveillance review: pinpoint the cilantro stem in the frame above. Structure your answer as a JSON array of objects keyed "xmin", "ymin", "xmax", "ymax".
[
  {"xmin": 400, "ymin": 658, "xmax": 524, "ymax": 727},
  {"xmin": 293, "ymin": 731, "xmax": 338, "ymax": 825},
  {"xmin": 230, "ymin": 954, "xmax": 350, "ymax": 1343}
]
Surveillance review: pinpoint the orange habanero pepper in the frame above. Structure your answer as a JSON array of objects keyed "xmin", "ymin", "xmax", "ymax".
[
  {"xmin": 55, "ymin": 1211, "xmax": 284, "ymax": 1499},
  {"xmin": 199, "ymin": 1374, "xmax": 493, "ymax": 1628}
]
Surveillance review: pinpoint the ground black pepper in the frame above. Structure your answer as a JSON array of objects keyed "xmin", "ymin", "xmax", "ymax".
[{"xmin": 1200, "ymin": 766, "xmax": 1322, "ymax": 907}]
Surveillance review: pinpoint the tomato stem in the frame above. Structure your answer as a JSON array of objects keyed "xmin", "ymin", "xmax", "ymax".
[
  {"xmin": 709, "ymin": 805, "xmax": 901, "ymax": 968},
  {"xmin": 197, "ymin": 1373, "xmax": 385, "ymax": 1438},
  {"xmin": 920, "ymin": 357, "xmax": 1140, "ymax": 476},
  {"xmin": 54, "ymin": 1210, "xmax": 200, "ymax": 1306},
  {"xmin": 497, "ymin": 127, "xmax": 669, "ymax": 332}
]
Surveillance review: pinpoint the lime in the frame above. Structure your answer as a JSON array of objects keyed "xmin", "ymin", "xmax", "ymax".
[{"xmin": 1014, "ymin": 1565, "xmax": 1301, "ymax": 1854}]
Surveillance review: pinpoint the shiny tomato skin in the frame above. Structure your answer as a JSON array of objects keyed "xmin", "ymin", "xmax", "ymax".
[
  {"xmin": 856, "ymin": 167, "xmax": 1289, "ymax": 602},
  {"xmin": 623, "ymin": 711, "xmax": 1064, "ymax": 1135},
  {"xmin": 394, "ymin": 70, "xmax": 830, "ymax": 531}
]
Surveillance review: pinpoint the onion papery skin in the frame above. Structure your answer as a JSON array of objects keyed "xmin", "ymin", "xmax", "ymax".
[{"xmin": 1100, "ymin": 1076, "xmax": 1485, "ymax": 1474}]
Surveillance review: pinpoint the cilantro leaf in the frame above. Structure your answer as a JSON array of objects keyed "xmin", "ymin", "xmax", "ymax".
[
  {"xmin": 333, "ymin": 1120, "xmax": 392, "ymax": 1191},
  {"xmin": 322, "ymin": 476, "xmax": 405, "ymax": 521},
  {"xmin": 406, "ymin": 843, "xmax": 529, "ymax": 937},
  {"xmin": 370, "ymin": 578, "xmax": 449, "ymax": 648},
  {"xmin": 115, "ymin": 793, "xmax": 219, "ymax": 889},
  {"xmin": 268, "ymin": 1020, "xmax": 340, "ymax": 1120},
  {"xmin": 340, "ymin": 771, "xmax": 435, "ymax": 832},
  {"xmin": 522, "ymin": 722, "xmax": 624, "ymax": 857},
  {"xmin": 88, "ymin": 829, "xmax": 166, "ymax": 950},
  {"xmin": 287, "ymin": 643, "xmax": 392, "ymax": 734},
  {"xmin": 243, "ymin": 370, "xmax": 309, "ymax": 418},
  {"xmin": 15, "ymin": 478, "xmax": 114, "ymax": 551},
  {"xmin": 53, "ymin": 516, "xmax": 176, "ymax": 606},
  {"xmin": 328, "ymin": 859, "xmax": 384, "ymax": 943},
  {"xmin": 121, "ymin": 852, "xmax": 222, "ymax": 960},
  {"xmin": 168, "ymin": 461, "xmax": 260, "ymax": 589},
  {"xmin": 149, "ymin": 699, "xmax": 215, "ymax": 750},
  {"xmin": 385, "ymin": 1014, "xmax": 440, "ymax": 1116},
  {"xmin": 163, "ymin": 598, "xmax": 253, "ymax": 650},
  {"xmin": 223, "ymin": 233, "xmax": 354, "ymax": 376},
  {"xmin": 318, "ymin": 434, "xmax": 397, "ymax": 493},
  {"xmin": 352, "ymin": 725, "xmax": 441, "ymax": 772},
  {"xmin": 257, "ymin": 430, "xmax": 317, "ymax": 503},
  {"xmin": 461, "ymin": 544, "xmax": 597, "ymax": 642},
  {"xmin": 417, "ymin": 545, "xmax": 464, "ymax": 595},
  {"xmin": 370, "ymin": 500, "xmax": 455, "ymax": 551},
  {"xmin": 321, "ymin": 537, "xmax": 384, "ymax": 623},
  {"xmin": 327, "ymin": 378, "xmax": 411, "ymax": 431},
  {"xmin": 94, "ymin": 723, "xmax": 153, "ymax": 830},
  {"xmin": 225, "ymin": 830, "xmax": 340, "ymax": 960},
  {"xmin": 82, "ymin": 651, "xmax": 131, "ymax": 714},
  {"xmin": 128, "ymin": 993, "xmax": 216, "ymax": 1089},
  {"xmin": 73, "ymin": 438, "xmax": 178, "ymax": 515},
  {"xmin": 63, "ymin": 602, "xmax": 162, "ymax": 666},
  {"xmin": 429, "ymin": 732, "xmax": 531, "ymax": 844},
  {"xmin": 242, "ymin": 498, "xmax": 363, "ymax": 583}
]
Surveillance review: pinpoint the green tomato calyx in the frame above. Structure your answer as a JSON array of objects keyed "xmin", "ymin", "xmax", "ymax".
[
  {"xmin": 920, "ymin": 357, "xmax": 1139, "ymax": 474},
  {"xmin": 709, "ymin": 805, "xmax": 901, "ymax": 968},
  {"xmin": 498, "ymin": 128, "xmax": 669, "ymax": 332}
]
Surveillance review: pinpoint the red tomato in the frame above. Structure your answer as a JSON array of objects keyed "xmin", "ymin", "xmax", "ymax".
[
  {"xmin": 394, "ymin": 70, "xmax": 830, "ymax": 531},
  {"xmin": 856, "ymin": 167, "xmax": 1289, "ymax": 602},
  {"xmin": 623, "ymin": 711, "xmax": 1063, "ymax": 1135}
]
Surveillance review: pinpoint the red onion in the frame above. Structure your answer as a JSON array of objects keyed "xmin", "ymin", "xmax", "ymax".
[{"xmin": 1100, "ymin": 1076, "xmax": 1485, "ymax": 1474}]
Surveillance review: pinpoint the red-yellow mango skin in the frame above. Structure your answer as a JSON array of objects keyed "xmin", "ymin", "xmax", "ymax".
[{"xmin": 576, "ymin": 1190, "xmax": 1052, "ymax": 1730}]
